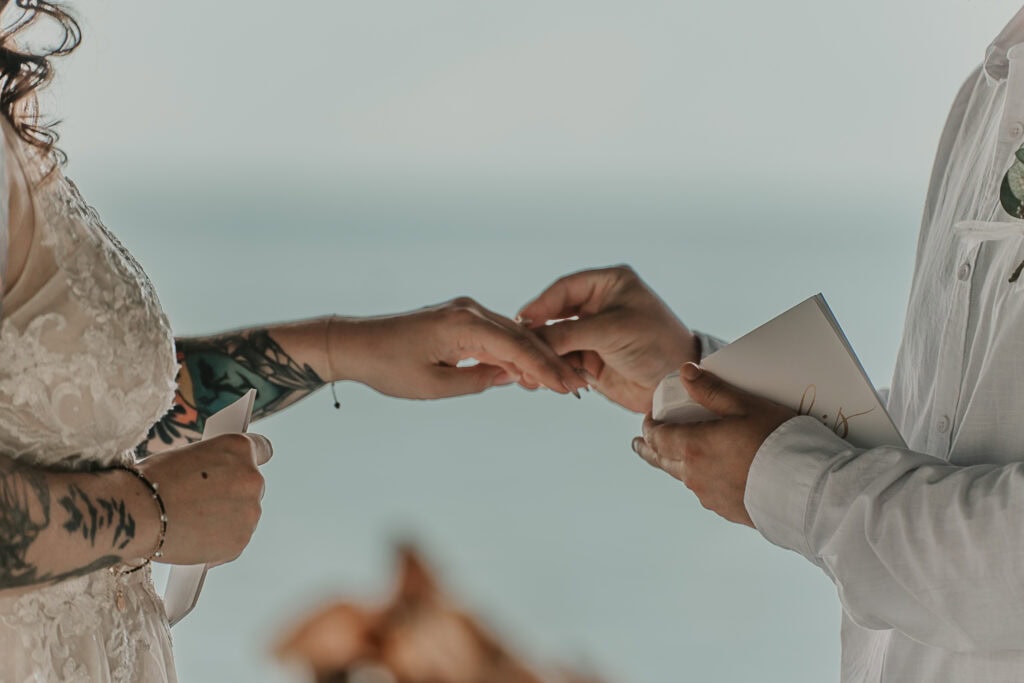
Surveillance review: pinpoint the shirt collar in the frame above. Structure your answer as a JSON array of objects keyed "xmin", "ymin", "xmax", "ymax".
[{"xmin": 985, "ymin": 5, "xmax": 1024, "ymax": 82}]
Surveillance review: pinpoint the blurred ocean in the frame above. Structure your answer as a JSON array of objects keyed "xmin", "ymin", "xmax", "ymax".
[
  {"xmin": 76, "ymin": 173, "xmax": 919, "ymax": 683},
  {"xmin": 13, "ymin": 0, "xmax": 1011, "ymax": 676}
]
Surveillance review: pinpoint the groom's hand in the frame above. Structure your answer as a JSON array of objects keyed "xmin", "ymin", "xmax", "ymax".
[
  {"xmin": 518, "ymin": 266, "xmax": 698, "ymax": 413},
  {"xmin": 632, "ymin": 363, "xmax": 795, "ymax": 526}
]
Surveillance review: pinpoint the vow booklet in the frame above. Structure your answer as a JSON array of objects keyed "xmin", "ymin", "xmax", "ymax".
[
  {"xmin": 653, "ymin": 295, "xmax": 905, "ymax": 449},
  {"xmin": 163, "ymin": 389, "xmax": 257, "ymax": 627}
]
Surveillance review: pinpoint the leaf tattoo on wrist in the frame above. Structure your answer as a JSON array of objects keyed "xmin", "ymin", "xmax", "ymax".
[{"xmin": 59, "ymin": 484, "xmax": 136, "ymax": 550}]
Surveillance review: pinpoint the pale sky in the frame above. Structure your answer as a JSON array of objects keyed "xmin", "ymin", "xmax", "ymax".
[{"xmin": 44, "ymin": 0, "xmax": 1024, "ymax": 196}]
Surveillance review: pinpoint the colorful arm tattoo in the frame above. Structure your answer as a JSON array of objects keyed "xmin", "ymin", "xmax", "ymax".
[{"xmin": 136, "ymin": 330, "xmax": 324, "ymax": 458}]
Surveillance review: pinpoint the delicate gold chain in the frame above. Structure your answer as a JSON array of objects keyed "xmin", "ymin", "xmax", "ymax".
[{"xmin": 110, "ymin": 464, "xmax": 167, "ymax": 575}]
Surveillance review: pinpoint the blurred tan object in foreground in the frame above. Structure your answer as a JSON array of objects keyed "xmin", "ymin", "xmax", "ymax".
[{"xmin": 275, "ymin": 545, "xmax": 608, "ymax": 683}]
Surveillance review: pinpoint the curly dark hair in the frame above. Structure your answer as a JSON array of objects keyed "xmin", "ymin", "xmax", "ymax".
[{"xmin": 0, "ymin": 1, "xmax": 80, "ymax": 164}]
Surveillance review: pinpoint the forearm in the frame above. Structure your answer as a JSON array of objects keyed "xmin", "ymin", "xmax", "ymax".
[
  {"xmin": 0, "ymin": 456, "xmax": 158, "ymax": 593},
  {"xmin": 137, "ymin": 305, "xmax": 581, "ymax": 457},
  {"xmin": 138, "ymin": 316, "xmax": 375, "ymax": 455},
  {"xmin": 179, "ymin": 319, "xmax": 334, "ymax": 417},
  {"xmin": 748, "ymin": 416, "xmax": 1024, "ymax": 651}
]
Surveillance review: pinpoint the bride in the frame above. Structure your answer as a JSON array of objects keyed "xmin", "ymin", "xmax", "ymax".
[{"xmin": 0, "ymin": 3, "xmax": 588, "ymax": 681}]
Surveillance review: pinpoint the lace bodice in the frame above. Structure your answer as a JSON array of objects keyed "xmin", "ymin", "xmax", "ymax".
[
  {"xmin": 0, "ymin": 140, "xmax": 176, "ymax": 468},
  {"xmin": 0, "ymin": 125, "xmax": 179, "ymax": 682}
]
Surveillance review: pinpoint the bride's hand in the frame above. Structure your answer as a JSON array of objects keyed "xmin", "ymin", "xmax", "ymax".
[
  {"xmin": 137, "ymin": 433, "xmax": 272, "ymax": 566},
  {"xmin": 332, "ymin": 298, "xmax": 588, "ymax": 400}
]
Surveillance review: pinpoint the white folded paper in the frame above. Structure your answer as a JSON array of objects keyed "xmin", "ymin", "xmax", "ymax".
[
  {"xmin": 163, "ymin": 389, "xmax": 257, "ymax": 627},
  {"xmin": 653, "ymin": 295, "xmax": 905, "ymax": 449}
]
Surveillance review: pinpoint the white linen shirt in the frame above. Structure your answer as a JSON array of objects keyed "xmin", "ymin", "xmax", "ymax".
[{"xmin": 744, "ymin": 6, "xmax": 1024, "ymax": 681}]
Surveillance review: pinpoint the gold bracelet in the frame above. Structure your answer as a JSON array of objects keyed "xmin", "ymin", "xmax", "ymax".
[
  {"xmin": 111, "ymin": 464, "xmax": 167, "ymax": 575},
  {"xmin": 107, "ymin": 465, "xmax": 167, "ymax": 612}
]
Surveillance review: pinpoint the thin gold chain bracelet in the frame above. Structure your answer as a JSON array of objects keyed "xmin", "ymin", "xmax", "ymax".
[{"xmin": 109, "ymin": 465, "xmax": 167, "ymax": 571}]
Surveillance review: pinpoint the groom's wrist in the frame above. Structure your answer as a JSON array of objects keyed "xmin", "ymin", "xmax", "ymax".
[{"xmin": 665, "ymin": 330, "xmax": 701, "ymax": 371}]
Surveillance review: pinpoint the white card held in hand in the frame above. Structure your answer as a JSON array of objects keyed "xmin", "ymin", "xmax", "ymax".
[
  {"xmin": 163, "ymin": 389, "xmax": 257, "ymax": 627},
  {"xmin": 653, "ymin": 295, "xmax": 905, "ymax": 450}
]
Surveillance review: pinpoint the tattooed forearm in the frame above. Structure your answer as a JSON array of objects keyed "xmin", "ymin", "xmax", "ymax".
[
  {"xmin": 137, "ymin": 330, "xmax": 324, "ymax": 457},
  {"xmin": 59, "ymin": 485, "xmax": 135, "ymax": 550},
  {"xmin": 0, "ymin": 458, "xmax": 50, "ymax": 587},
  {"xmin": 138, "ymin": 394, "xmax": 200, "ymax": 458},
  {"xmin": 0, "ymin": 459, "xmax": 123, "ymax": 590},
  {"xmin": 180, "ymin": 330, "xmax": 325, "ymax": 422}
]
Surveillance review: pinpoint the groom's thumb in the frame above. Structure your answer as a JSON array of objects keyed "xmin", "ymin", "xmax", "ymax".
[{"xmin": 680, "ymin": 363, "xmax": 746, "ymax": 417}]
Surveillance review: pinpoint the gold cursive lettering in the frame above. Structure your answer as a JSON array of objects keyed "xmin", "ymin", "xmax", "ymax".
[
  {"xmin": 831, "ymin": 407, "xmax": 876, "ymax": 439},
  {"xmin": 795, "ymin": 384, "xmax": 875, "ymax": 439},
  {"xmin": 798, "ymin": 385, "xmax": 817, "ymax": 416}
]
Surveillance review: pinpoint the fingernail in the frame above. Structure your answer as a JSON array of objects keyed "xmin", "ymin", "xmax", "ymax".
[
  {"xmin": 631, "ymin": 437, "xmax": 643, "ymax": 455},
  {"xmin": 681, "ymin": 362, "xmax": 702, "ymax": 381},
  {"xmin": 563, "ymin": 381, "xmax": 582, "ymax": 399},
  {"xmin": 515, "ymin": 315, "xmax": 533, "ymax": 326}
]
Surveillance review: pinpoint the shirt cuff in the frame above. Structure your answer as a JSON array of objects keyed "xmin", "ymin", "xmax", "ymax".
[
  {"xmin": 693, "ymin": 330, "xmax": 728, "ymax": 360},
  {"xmin": 744, "ymin": 415, "xmax": 853, "ymax": 561}
]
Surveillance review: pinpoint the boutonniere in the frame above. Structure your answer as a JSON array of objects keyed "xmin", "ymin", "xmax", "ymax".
[
  {"xmin": 1002, "ymin": 146, "xmax": 1024, "ymax": 219},
  {"xmin": 1000, "ymin": 146, "xmax": 1024, "ymax": 282}
]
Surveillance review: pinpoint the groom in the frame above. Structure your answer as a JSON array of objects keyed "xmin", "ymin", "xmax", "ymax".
[
  {"xmin": 523, "ymin": 262, "xmax": 1024, "ymax": 678},
  {"xmin": 515, "ymin": 12, "xmax": 1024, "ymax": 680}
]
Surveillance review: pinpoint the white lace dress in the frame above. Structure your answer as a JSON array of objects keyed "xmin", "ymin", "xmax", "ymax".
[{"xmin": 0, "ymin": 120, "xmax": 180, "ymax": 682}]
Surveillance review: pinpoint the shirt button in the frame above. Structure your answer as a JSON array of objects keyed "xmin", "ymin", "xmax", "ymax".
[
  {"xmin": 1011, "ymin": 122, "xmax": 1024, "ymax": 138},
  {"xmin": 937, "ymin": 415, "xmax": 951, "ymax": 434},
  {"xmin": 957, "ymin": 262, "xmax": 972, "ymax": 281}
]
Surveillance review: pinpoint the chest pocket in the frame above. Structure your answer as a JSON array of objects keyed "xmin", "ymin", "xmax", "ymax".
[{"xmin": 953, "ymin": 221, "xmax": 1024, "ymax": 285}]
